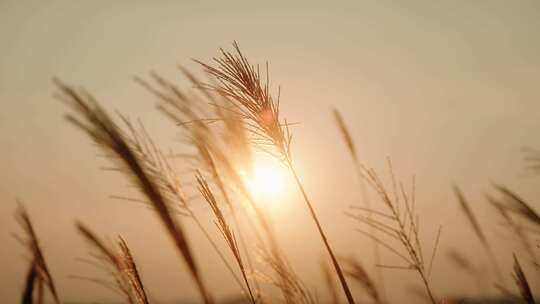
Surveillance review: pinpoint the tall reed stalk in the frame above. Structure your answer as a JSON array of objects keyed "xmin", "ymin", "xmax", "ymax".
[{"xmin": 195, "ymin": 42, "xmax": 356, "ymax": 304}]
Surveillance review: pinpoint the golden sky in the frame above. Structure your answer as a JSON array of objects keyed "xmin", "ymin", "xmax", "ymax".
[{"xmin": 1, "ymin": 1, "xmax": 540, "ymax": 303}]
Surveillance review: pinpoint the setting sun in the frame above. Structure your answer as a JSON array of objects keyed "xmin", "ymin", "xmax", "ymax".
[{"xmin": 244, "ymin": 159, "xmax": 286, "ymax": 199}]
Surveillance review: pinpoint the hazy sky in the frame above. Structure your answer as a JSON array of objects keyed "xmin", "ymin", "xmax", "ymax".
[{"xmin": 1, "ymin": 1, "xmax": 540, "ymax": 303}]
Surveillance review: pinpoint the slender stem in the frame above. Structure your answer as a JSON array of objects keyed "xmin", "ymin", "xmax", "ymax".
[
  {"xmin": 418, "ymin": 268, "xmax": 437, "ymax": 304},
  {"xmin": 286, "ymin": 157, "xmax": 356, "ymax": 304}
]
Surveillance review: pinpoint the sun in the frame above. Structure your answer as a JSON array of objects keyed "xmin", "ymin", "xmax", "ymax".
[{"xmin": 244, "ymin": 158, "xmax": 286, "ymax": 199}]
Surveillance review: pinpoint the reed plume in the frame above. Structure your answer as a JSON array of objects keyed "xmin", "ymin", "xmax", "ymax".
[
  {"xmin": 347, "ymin": 160, "xmax": 440, "ymax": 304},
  {"xmin": 76, "ymin": 222, "xmax": 148, "ymax": 304},
  {"xmin": 15, "ymin": 205, "xmax": 60, "ymax": 304},
  {"xmin": 56, "ymin": 80, "xmax": 213, "ymax": 304}
]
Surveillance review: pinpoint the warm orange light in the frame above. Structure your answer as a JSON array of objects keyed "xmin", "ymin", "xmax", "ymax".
[{"xmin": 244, "ymin": 158, "xmax": 285, "ymax": 199}]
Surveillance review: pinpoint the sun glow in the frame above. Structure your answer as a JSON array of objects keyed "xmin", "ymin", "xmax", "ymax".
[{"xmin": 244, "ymin": 159, "xmax": 286, "ymax": 199}]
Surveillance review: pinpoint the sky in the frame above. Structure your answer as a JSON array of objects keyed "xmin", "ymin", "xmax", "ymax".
[{"xmin": 1, "ymin": 1, "xmax": 540, "ymax": 303}]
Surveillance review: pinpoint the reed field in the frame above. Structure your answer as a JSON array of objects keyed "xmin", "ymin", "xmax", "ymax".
[
  {"xmin": 8, "ymin": 42, "xmax": 540, "ymax": 304},
  {"xmin": 2, "ymin": 2, "xmax": 540, "ymax": 304}
]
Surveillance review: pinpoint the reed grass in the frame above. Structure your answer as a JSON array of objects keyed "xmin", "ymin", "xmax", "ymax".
[
  {"xmin": 346, "ymin": 160, "xmax": 440, "ymax": 304},
  {"xmin": 195, "ymin": 41, "xmax": 355, "ymax": 304},
  {"xmin": 76, "ymin": 222, "xmax": 148, "ymax": 304},
  {"xmin": 56, "ymin": 80, "xmax": 213, "ymax": 304},
  {"xmin": 137, "ymin": 69, "xmax": 312, "ymax": 303},
  {"xmin": 15, "ymin": 205, "xmax": 60, "ymax": 304},
  {"xmin": 10, "ymin": 42, "xmax": 540, "ymax": 304},
  {"xmin": 332, "ymin": 109, "xmax": 442, "ymax": 303}
]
